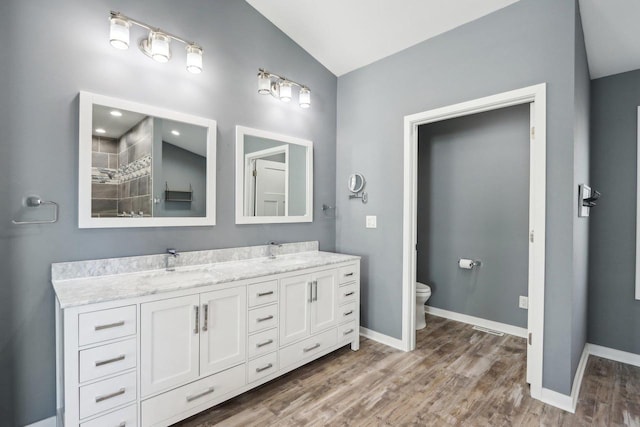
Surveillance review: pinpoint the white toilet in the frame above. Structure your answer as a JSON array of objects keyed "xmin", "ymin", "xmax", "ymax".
[{"xmin": 416, "ymin": 282, "xmax": 432, "ymax": 330}]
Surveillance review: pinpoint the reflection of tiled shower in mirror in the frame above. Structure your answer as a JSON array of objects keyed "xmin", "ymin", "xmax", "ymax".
[{"xmin": 91, "ymin": 116, "xmax": 152, "ymax": 218}]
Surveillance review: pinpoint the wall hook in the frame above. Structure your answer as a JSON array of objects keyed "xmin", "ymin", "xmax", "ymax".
[{"xmin": 12, "ymin": 196, "xmax": 59, "ymax": 225}]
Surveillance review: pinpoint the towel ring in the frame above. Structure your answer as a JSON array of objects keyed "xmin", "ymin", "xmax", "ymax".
[{"xmin": 12, "ymin": 196, "xmax": 59, "ymax": 225}]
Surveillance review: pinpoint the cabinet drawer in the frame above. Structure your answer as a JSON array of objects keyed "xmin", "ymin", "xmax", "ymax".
[
  {"xmin": 280, "ymin": 328, "xmax": 337, "ymax": 370},
  {"xmin": 79, "ymin": 371, "xmax": 137, "ymax": 419},
  {"xmin": 338, "ymin": 283, "xmax": 357, "ymax": 305},
  {"xmin": 248, "ymin": 304, "xmax": 278, "ymax": 333},
  {"xmin": 247, "ymin": 352, "xmax": 278, "ymax": 384},
  {"xmin": 338, "ymin": 321, "xmax": 357, "ymax": 345},
  {"xmin": 141, "ymin": 364, "xmax": 245, "ymax": 427},
  {"xmin": 79, "ymin": 305, "xmax": 136, "ymax": 346},
  {"xmin": 338, "ymin": 264, "xmax": 359, "ymax": 284},
  {"xmin": 79, "ymin": 338, "xmax": 136, "ymax": 383},
  {"xmin": 81, "ymin": 404, "xmax": 137, "ymax": 427},
  {"xmin": 338, "ymin": 302, "xmax": 357, "ymax": 325},
  {"xmin": 248, "ymin": 328, "xmax": 278, "ymax": 359},
  {"xmin": 248, "ymin": 280, "xmax": 278, "ymax": 307}
]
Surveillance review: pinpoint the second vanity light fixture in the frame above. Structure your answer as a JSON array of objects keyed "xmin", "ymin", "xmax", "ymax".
[
  {"xmin": 109, "ymin": 11, "xmax": 204, "ymax": 74},
  {"xmin": 258, "ymin": 68, "xmax": 311, "ymax": 108}
]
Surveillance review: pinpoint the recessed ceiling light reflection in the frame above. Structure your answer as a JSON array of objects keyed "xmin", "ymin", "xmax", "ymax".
[
  {"xmin": 110, "ymin": 110, "xmax": 123, "ymax": 117},
  {"xmin": 171, "ymin": 130, "xmax": 180, "ymax": 136},
  {"xmin": 95, "ymin": 128, "xmax": 106, "ymax": 134}
]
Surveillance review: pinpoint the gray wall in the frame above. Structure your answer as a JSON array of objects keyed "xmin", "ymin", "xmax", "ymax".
[
  {"xmin": 157, "ymin": 142, "xmax": 206, "ymax": 217},
  {"xmin": 417, "ymin": 105, "xmax": 530, "ymax": 328},
  {"xmin": 588, "ymin": 69, "xmax": 640, "ymax": 355},
  {"xmin": 0, "ymin": 0, "xmax": 337, "ymax": 424},
  {"xmin": 336, "ymin": 0, "xmax": 583, "ymax": 395},
  {"xmin": 571, "ymin": 4, "xmax": 591, "ymax": 387}
]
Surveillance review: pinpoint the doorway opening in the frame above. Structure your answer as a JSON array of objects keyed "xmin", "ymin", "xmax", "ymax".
[{"xmin": 402, "ymin": 84, "xmax": 546, "ymax": 400}]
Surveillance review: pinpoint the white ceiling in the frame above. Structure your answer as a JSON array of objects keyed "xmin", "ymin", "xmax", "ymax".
[
  {"xmin": 578, "ymin": 0, "xmax": 640, "ymax": 79},
  {"xmin": 246, "ymin": 0, "xmax": 519, "ymax": 76},
  {"xmin": 248, "ymin": 0, "xmax": 638, "ymax": 80}
]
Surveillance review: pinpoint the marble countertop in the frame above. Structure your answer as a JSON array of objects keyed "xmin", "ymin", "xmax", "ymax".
[{"xmin": 53, "ymin": 251, "xmax": 360, "ymax": 308}]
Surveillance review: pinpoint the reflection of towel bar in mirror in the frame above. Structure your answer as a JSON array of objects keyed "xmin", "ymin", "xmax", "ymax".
[{"xmin": 12, "ymin": 196, "xmax": 59, "ymax": 225}]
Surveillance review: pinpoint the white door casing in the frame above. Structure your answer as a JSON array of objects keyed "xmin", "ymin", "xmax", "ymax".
[
  {"xmin": 255, "ymin": 159, "xmax": 287, "ymax": 216},
  {"xmin": 402, "ymin": 83, "xmax": 547, "ymax": 400}
]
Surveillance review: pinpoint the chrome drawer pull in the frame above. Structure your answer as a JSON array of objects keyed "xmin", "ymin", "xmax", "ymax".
[
  {"xmin": 256, "ymin": 339, "xmax": 274, "ymax": 348},
  {"xmin": 345, "ymin": 291, "xmax": 355, "ymax": 297},
  {"xmin": 94, "ymin": 321, "xmax": 125, "ymax": 331},
  {"xmin": 95, "ymin": 354, "xmax": 125, "ymax": 367},
  {"xmin": 95, "ymin": 388, "xmax": 125, "ymax": 403},
  {"xmin": 343, "ymin": 310, "xmax": 354, "ymax": 316},
  {"xmin": 303, "ymin": 343, "xmax": 321, "ymax": 353},
  {"xmin": 343, "ymin": 329, "xmax": 354, "ymax": 336},
  {"xmin": 194, "ymin": 305, "xmax": 199, "ymax": 334},
  {"xmin": 202, "ymin": 304, "xmax": 209, "ymax": 332},
  {"xmin": 256, "ymin": 363, "xmax": 273, "ymax": 373},
  {"xmin": 257, "ymin": 315, "xmax": 274, "ymax": 322},
  {"xmin": 257, "ymin": 291, "xmax": 274, "ymax": 297},
  {"xmin": 186, "ymin": 386, "xmax": 215, "ymax": 402},
  {"xmin": 345, "ymin": 272, "xmax": 354, "ymax": 277}
]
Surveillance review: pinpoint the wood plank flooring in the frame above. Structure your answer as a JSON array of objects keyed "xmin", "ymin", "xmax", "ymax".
[{"xmin": 176, "ymin": 315, "xmax": 640, "ymax": 426}]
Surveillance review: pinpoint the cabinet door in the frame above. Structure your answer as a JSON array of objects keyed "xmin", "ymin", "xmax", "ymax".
[
  {"xmin": 141, "ymin": 295, "xmax": 200, "ymax": 397},
  {"xmin": 310, "ymin": 269, "xmax": 338, "ymax": 333},
  {"xmin": 200, "ymin": 287, "xmax": 247, "ymax": 376},
  {"xmin": 280, "ymin": 273, "xmax": 312, "ymax": 346}
]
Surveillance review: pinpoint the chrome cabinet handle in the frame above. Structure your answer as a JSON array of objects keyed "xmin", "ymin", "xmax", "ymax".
[
  {"xmin": 186, "ymin": 386, "xmax": 215, "ymax": 402},
  {"xmin": 256, "ymin": 339, "xmax": 274, "ymax": 348},
  {"xmin": 202, "ymin": 304, "xmax": 208, "ymax": 332},
  {"xmin": 345, "ymin": 272, "xmax": 354, "ymax": 277},
  {"xmin": 257, "ymin": 291, "xmax": 274, "ymax": 297},
  {"xmin": 194, "ymin": 306, "xmax": 199, "ymax": 334},
  {"xmin": 256, "ymin": 363, "xmax": 273, "ymax": 373},
  {"xmin": 313, "ymin": 280, "xmax": 318, "ymax": 302},
  {"xmin": 343, "ymin": 310, "xmax": 354, "ymax": 316},
  {"xmin": 343, "ymin": 329, "xmax": 354, "ymax": 336},
  {"xmin": 257, "ymin": 315, "xmax": 274, "ymax": 322},
  {"xmin": 345, "ymin": 291, "xmax": 355, "ymax": 297},
  {"xmin": 303, "ymin": 343, "xmax": 321, "ymax": 353},
  {"xmin": 95, "ymin": 354, "xmax": 125, "ymax": 367},
  {"xmin": 95, "ymin": 388, "xmax": 125, "ymax": 403},
  {"xmin": 94, "ymin": 321, "xmax": 125, "ymax": 331},
  {"xmin": 308, "ymin": 282, "xmax": 313, "ymax": 303},
  {"xmin": 118, "ymin": 423, "xmax": 126, "ymax": 427}
]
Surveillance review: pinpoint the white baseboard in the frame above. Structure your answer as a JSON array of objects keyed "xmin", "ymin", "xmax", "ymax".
[
  {"xmin": 588, "ymin": 343, "xmax": 640, "ymax": 367},
  {"xmin": 25, "ymin": 415, "xmax": 57, "ymax": 427},
  {"xmin": 359, "ymin": 327, "xmax": 406, "ymax": 351},
  {"xmin": 425, "ymin": 306, "xmax": 528, "ymax": 338},
  {"xmin": 538, "ymin": 344, "xmax": 588, "ymax": 414}
]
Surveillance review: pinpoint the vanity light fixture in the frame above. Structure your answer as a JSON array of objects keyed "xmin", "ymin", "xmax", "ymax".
[
  {"xmin": 257, "ymin": 68, "xmax": 311, "ymax": 109},
  {"xmin": 109, "ymin": 11, "xmax": 204, "ymax": 74}
]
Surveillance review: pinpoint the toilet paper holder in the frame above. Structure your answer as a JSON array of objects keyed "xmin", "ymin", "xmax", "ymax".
[{"xmin": 458, "ymin": 258, "xmax": 481, "ymax": 269}]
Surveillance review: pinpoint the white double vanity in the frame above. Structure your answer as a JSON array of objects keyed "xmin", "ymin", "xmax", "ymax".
[{"xmin": 53, "ymin": 242, "xmax": 360, "ymax": 426}]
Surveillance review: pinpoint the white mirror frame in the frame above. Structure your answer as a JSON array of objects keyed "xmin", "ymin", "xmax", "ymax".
[
  {"xmin": 235, "ymin": 126, "xmax": 313, "ymax": 224},
  {"xmin": 78, "ymin": 91, "xmax": 217, "ymax": 228}
]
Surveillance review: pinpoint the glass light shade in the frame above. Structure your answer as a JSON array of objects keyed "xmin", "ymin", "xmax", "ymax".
[
  {"xmin": 186, "ymin": 45, "xmax": 203, "ymax": 74},
  {"xmin": 279, "ymin": 81, "xmax": 292, "ymax": 102},
  {"xmin": 109, "ymin": 17, "xmax": 130, "ymax": 50},
  {"xmin": 258, "ymin": 72, "xmax": 271, "ymax": 95},
  {"xmin": 299, "ymin": 87, "xmax": 311, "ymax": 108},
  {"xmin": 150, "ymin": 32, "xmax": 171, "ymax": 63}
]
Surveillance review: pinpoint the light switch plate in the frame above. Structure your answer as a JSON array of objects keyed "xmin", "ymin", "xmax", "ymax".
[
  {"xmin": 366, "ymin": 215, "xmax": 377, "ymax": 228},
  {"xmin": 519, "ymin": 296, "xmax": 528, "ymax": 309}
]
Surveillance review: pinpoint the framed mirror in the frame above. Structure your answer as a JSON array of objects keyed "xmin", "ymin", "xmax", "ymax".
[
  {"xmin": 235, "ymin": 126, "xmax": 313, "ymax": 224},
  {"xmin": 78, "ymin": 92, "xmax": 217, "ymax": 228}
]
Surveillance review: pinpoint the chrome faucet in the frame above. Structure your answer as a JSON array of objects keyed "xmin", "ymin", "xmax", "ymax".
[
  {"xmin": 166, "ymin": 248, "xmax": 180, "ymax": 271},
  {"xmin": 267, "ymin": 241, "xmax": 283, "ymax": 259}
]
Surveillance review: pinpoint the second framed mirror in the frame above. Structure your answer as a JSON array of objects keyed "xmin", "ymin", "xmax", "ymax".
[{"xmin": 235, "ymin": 126, "xmax": 313, "ymax": 224}]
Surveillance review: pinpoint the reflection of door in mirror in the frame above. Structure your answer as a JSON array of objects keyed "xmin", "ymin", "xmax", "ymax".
[{"xmin": 244, "ymin": 145, "xmax": 289, "ymax": 216}]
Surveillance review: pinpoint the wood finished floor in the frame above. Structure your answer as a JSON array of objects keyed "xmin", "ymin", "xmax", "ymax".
[{"xmin": 176, "ymin": 315, "xmax": 640, "ymax": 426}]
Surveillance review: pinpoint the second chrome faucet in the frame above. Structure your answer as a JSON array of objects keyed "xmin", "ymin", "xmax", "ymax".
[
  {"xmin": 267, "ymin": 241, "xmax": 283, "ymax": 259},
  {"xmin": 166, "ymin": 248, "xmax": 180, "ymax": 271}
]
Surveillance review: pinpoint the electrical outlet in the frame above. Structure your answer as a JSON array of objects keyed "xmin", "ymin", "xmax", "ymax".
[
  {"xmin": 519, "ymin": 296, "xmax": 528, "ymax": 309},
  {"xmin": 366, "ymin": 215, "xmax": 377, "ymax": 228}
]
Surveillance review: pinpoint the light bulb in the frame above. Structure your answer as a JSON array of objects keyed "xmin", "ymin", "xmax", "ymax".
[
  {"xmin": 149, "ymin": 32, "xmax": 171, "ymax": 63},
  {"xmin": 258, "ymin": 71, "xmax": 271, "ymax": 95},
  {"xmin": 186, "ymin": 44, "xmax": 203, "ymax": 74},
  {"xmin": 299, "ymin": 87, "xmax": 311, "ymax": 108},
  {"xmin": 109, "ymin": 16, "xmax": 130, "ymax": 50},
  {"xmin": 279, "ymin": 81, "xmax": 292, "ymax": 102}
]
